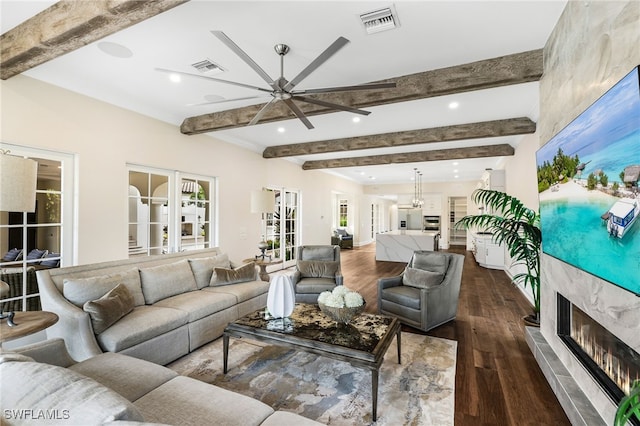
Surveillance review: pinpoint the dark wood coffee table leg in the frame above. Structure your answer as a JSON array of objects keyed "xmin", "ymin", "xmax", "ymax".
[
  {"xmin": 223, "ymin": 333, "xmax": 229, "ymax": 373},
  {"xmin": 372, "ymin": 369, "xmax": 379, "ymax": 421},
  {"xmin": 397, "ymin": 328, "xmax": 402, "ymax": 363}
]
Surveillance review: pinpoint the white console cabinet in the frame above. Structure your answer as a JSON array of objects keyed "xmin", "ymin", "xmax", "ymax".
[{"xmin": 472, "ymin": 233, "xmax": 504, "ymax": 269}]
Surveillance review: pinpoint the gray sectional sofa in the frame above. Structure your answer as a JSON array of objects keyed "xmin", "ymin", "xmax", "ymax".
[
  {"xmin": 1, "ymin": 338, "xmax": 321, "ymax": 425},
  {"xmin": 37, "ymin": 248, "xmax": 270, "ymax": 364}
]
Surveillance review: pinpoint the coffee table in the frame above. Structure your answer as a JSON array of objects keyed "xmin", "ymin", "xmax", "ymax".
[{"xmin": 223, "ymin": 303, "xmax": 401, "ymax": 421}]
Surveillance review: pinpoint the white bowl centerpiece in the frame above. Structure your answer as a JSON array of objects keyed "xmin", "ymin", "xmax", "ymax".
[{"xmin": 317, "ymin": 286, "xmax": 365, "ymax": 325}]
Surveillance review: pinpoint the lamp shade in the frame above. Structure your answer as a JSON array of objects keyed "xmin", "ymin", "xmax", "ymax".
[
  {"xmin": 250, "ymin": 189, "xmax": 275, "ymax": 213},
  {"xmin": 0, "ymin": 153, "xmax": 37, "ymax": 212}
]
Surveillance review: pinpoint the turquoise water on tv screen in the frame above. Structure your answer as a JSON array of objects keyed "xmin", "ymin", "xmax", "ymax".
[{"xmin": 541, "ymin": 195, "xmax": 640, "ymax": 295}]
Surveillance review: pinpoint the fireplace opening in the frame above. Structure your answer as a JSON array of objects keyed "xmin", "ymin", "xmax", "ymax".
[{"xmin": 557, "ymin": 293, "xmax": 640, "ymax": 422}]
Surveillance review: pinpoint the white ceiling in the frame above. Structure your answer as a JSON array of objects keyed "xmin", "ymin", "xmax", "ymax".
[{"xmin": 1, "ymin": 1, "xmax": 567, "ymax": 185}]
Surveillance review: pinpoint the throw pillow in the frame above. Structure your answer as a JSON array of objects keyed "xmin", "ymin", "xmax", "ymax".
[
  {"xmin": 40, "ymin": 252, "xmax": 60, "ymax": 268},
  {"xmin": 139, "ymin": 259, "xmax": 198, "ymax": 304},
  {"xmin": 211, "ymin": 262, "xmax": 256, "ymax": 286},
  {"xmin": 26, "ymin": 248, "xmax": 47, "ymax": 261},
  {"xmin": 411, "ymin": 252, "xmax": 450, "ymax": 275},
  {"xmin": 2, "ymin": 248, "xmax": 23, "ymax": 262},
  {"xmin": 402, "ymin": 267, "xmax": 445, "ymax": 289},
  {"xmin": 297, "ymin": 260, "xmax": 339, "ymax": 278},
  {"xmin": 188, "ymin": 253, "xmax": 231, "ymax": 289},
  {"xmin": 63, "ymin": 268, "xmax": 145, "ymax": 308},
  {"xmin": 83, "ymin": 283, "xmax": 135, "ymax": 334}
]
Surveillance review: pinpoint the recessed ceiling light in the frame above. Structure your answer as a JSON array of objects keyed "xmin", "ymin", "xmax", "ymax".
[
  {"xmin": 454, "ymin": 175, "xmax": 459, "ymax": 179},
  {"xmin": 369, "ymin": 176, "xmax": 376, "ymax": 180},
  {"xmin": 453, "ymin": 169, "xmax": 459, "ymax": 173},
  {"xmin": 277, "ymin": 127, "xmax": 286, "ymax": 133},
  {"xmin": 169, "ymin": 73, "xmax": 181, "ymax": 83},
  {"xmin": 448, "ymin": 101, "xmax": 459, "ymax": 109},
  {"xmin": 453, "ymin": 162, "xmax": 459, "ymax": 166},
  {"xmin": 97, "ymin": 41, "xmax": 133, "ymax": 58},
  {"xmin": 352, "ymin": 117, "xmax": 361, "ymax": 123}
]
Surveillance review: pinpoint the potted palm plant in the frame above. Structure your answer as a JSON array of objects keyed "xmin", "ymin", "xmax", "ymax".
[{"xmin": 455, "ymin": 189, "xmax": 542, "ymax": 325}]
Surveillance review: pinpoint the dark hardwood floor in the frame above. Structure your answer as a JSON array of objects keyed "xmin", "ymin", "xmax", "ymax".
[{"xmin": 339, "ymin": 243, "xmax": 570, "ymax": 426}]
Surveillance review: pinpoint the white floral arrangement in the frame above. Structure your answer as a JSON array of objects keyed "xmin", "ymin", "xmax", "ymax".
[{"xmin": 318, "ymin": 286, "xmax": 364, "ymax": 308}]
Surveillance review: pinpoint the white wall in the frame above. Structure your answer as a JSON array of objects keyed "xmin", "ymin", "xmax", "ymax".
[{"xmin": 0, "ymin": 75, "xmax": 362, "ymax": 264}]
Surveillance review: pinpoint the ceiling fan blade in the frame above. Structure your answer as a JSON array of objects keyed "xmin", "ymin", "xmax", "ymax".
[
  {"xmin": 186, "ymin": 96, "xmax": 262, "ymax": 107},
  {"xmin": 211, "ymin": 31, "xmax": 276, "ymax": 89},
  {"xmin": 248, "ymin": 97, "xmax": 278, "ymax": 126},
  {"xmin": 156, "ymin": 68, "xmax": 272, "ymax": 93},
  {"xmin": 284, "ymin": 36, "xmax": 350, "ymax": 92},
  {"xmin": 292, "ymin": 96, "xmax": 371, "ymax": 116},
  {"xmin": 282, "ymin": 98, "xmax": 314, "ymax": 129},
  {"xmin": 293, "ymin": 81, "xmax": 396, "ymax": 95}
]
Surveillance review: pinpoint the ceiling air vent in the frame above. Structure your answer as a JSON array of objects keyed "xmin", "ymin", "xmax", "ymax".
[
  {"xmin": 191, "ymin": 59, "xmax": 224, "ymax": 74},
  {"xmin": 360, "ymin": 7, "xmax": 399, "ymax": 35}
]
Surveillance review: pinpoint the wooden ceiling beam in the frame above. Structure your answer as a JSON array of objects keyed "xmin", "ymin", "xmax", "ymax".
[
  {"xmin": 301, "ymin": 144, "xmax": 515, "ymax": 170},
  {"xmin": 263, "ymin": 117, "xmax": 535, "ymax": 158},
  {"xmin": 180, "ymin": 49, "xmax": 542, "ymax": 135},
  {"xmin": 0, "ymin": 0, "xmax": 189, "ymax": 80}
]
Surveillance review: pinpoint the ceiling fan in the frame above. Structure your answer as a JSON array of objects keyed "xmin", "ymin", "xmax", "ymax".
[{"xmin": 157, "ymin": 31, "xmax": 396, "ymax": 129}]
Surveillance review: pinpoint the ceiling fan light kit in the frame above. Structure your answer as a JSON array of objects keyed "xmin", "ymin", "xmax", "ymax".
[{"xmin": 161, "ymin": 31, "xmax": 396, "ymax": 129}]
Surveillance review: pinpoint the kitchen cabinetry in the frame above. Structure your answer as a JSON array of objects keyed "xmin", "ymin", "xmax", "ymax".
[
  {"xmin": 481, "ymin": 169, "xmax": 505, "ymax": 191},
  {"xmin": 472, "ymin": 233, "xmax": 504, "ymax": 269},
  {"xmin": 448, "ymin": 197, "xmax": 467, "ymax": 246}
]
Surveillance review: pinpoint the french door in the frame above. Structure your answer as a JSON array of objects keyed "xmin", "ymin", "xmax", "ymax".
[{"xmin": 264, "ymin": 187, "xmax": 300, "ymax": 269}]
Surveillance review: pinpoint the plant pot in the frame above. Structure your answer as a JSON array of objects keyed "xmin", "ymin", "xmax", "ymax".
[{"xmin": 523, "ymin": 312, "xmax": 540, "ymax": 327}]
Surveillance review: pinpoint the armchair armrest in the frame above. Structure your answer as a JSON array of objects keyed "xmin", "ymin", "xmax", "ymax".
[
  {"xmin": 335, "ymin": 273, "xmax": 344, "ymax": 286},
  {"xmin": 378, "ymin": 275, "xmax": 403, "ymax": 290}
]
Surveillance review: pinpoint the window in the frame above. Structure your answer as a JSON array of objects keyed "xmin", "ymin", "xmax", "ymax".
[
  {"xmin": 128, "ymin": 166, "xmax": 216, "ymax": 257},
  {"xmin": 339, "ymin": 199, "xmax": 348, "ymax": 227},
  {"xmin": 0, "ymin": 144, "xmax": 74, "ymax": 311}
]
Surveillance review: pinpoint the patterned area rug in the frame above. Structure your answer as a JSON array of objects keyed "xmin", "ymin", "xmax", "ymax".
[{"xmin": 168, "ymin": 332, "xmax": 456, "ymax": 425}]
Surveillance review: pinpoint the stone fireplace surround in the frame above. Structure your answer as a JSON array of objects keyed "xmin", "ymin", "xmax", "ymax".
[{"xmin": 529, "ymin": 2, "xmax": 640, "ymax": 425}]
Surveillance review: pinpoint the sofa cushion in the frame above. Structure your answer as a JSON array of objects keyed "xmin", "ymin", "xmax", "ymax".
[
  {"xmin": 295, "ymin": 277, "xmax": 337, "ymax": 295},
  {"xmin": 134, "ymin": 376, "xmax": 274, "ymax": 426},
  {"xmin": 139, "ymin": 259, "xmax": 198, "ymax": 304},
  {"xmin": 2, "ymin": 248, "xmax": 22, "ymax": 262},
  {"xmin": 411, "ymin": 252, "xmax": 450, "ymax": 275},
  {"xmin": 26, "ymin": 248, "xmax": 48, "ymax": 261},
  {"xmin": 402, "ymin": 267, "xmax": 445, "ymax": 289},
  {"xmin": 211, "ymin": 262, "xmax": 256, "ymax": 286},
  {"xmin": 188, "ymin": 253, "xmax": 230, "ymax": 289},
  {"xmin": 155, "ymin": 290, "xmax": 237, "ymax": 322},
  {"xmin": 96, "ymin": 305, "xmax": 189, "ymax": 353},
  {"xmin": 297, "ymin": 260, "xmax": 339, "ymax": 278},
  {"xmin": 63, "ymin": 268, "xmax": 145, "ymax": 307},
  {"xmin": 301, "ymin": 246, "xmax": 336, "ymax": 260},
  {"xmin": 40, "ymin": 252, "xmax": 61, "ymax": 268},
  {"xmin": 203, "ymin": 280, "xmax": 270, "ymax": 303},
  {"xmin": 70, "ymin": 352, "xmax": 178, "ymax": 402},
  {"xmin": 83, "ymin": 283, "xmax": 135, "ymax": 334},
  {"xmin": 0, "ymin": 359, "xmax": 143, "ymax": 423}
]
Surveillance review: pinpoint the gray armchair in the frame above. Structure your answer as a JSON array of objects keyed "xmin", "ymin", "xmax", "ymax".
[
  {"xmin": 292, "ymin": 245, "xmax": 343, "ymax": 303},
  {"xmin": 378, "ymin": 251, "xmax": 464, "ymax": 332}
]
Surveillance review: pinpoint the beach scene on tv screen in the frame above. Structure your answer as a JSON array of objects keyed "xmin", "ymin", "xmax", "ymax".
[{"xmin": 537, "ymin": 67, "xmax": 640, "ymax": 295}]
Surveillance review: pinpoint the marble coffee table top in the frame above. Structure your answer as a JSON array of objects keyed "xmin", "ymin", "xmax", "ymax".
[{"xmin": 231, "ymin": 303, "xmax": 395, "ymax": 353}]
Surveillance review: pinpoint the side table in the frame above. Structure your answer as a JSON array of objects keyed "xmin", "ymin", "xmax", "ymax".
[
  {"xmin": 0, "ymin": 311, "xmax": 58, "ymax": 343},
  {"xmin": 243, "ymin": 258, "xmax": 283, "ymax": 282}
]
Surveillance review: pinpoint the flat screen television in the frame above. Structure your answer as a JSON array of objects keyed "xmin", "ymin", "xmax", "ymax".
[{"xmin": 536, "ymin": 65, "xmax": 640, "ymax": 296}]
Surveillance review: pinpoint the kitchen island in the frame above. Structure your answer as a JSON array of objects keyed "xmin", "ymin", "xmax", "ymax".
[{"xmin": 375, "ymin": 230, "xmax": 439, "ymax": 263}]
